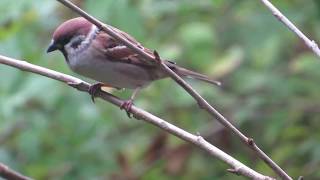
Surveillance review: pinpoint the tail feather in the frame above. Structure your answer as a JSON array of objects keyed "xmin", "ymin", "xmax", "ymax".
[{"xmin": 166, "ymin": 62, "xmax": 221, "ymax": 86}]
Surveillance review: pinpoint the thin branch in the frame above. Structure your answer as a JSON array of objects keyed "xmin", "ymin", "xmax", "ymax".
[
  {"xmin": 55, "ymin": 0, "xmax": 292, "ymax": 179},
  {"xmin": 0, "ymin": 163, "xmax": 31, "ymax": 180},
  {"xmin": 0, "ymin": 55, "xmax": 274, "ymax": 180},
  {"xmin": 260, "ymin": 0, "xmax": 320, "ymax": 58}
]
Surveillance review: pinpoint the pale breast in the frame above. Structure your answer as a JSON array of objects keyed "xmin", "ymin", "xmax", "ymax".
[{"xmin": 66, "ymin": 45, "xmax": 153, "ymax": 89}]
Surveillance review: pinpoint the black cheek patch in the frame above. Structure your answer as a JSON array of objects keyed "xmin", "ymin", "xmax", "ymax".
[{"xmin": 70, "ymin": 38, "xmax": 83, "ymax": 49}]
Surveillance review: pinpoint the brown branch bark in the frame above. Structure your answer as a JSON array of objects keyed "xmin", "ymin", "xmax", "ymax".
[
  {"xmin": 0, "ymin": 163, "xmax": 31, "ymax": 180},
  {"xmin": 0, "ymin": 55, "xmax": 274, "ymax": 180},
  {"xmin": 260, "ymin": 0, "xmax": 320, "ymax": 58},
  {"xmin": 55, "ymin": 0, "xmax": 292, "ymax": 179}
]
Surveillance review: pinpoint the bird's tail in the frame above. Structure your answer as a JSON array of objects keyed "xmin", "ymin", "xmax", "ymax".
[{"xmin": 166, "ymin": 62, "xmax": 221, "ymax": 86}]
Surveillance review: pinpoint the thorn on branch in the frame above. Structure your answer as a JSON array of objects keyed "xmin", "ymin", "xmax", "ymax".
[
  {"xmin": 196, "ymin": 135, "xmax": 204, "ymax": 145},
  {"xmin": 160, "ymin": 121, "xmax": 169, "ymax": 130},
  {"xmin": 197, "ymin": 101, "xmax": 206, "ymax": 109},
  {"xmin": 67, "ymin": 81, "xmax": 88, "ymax": 91},
  {"xmin": 247, "ymin": 138, "xmax": 254, "ymax": 146},
  {"xmin": 227, "ymin": 168, "xmax": 241, "ymax": 176},
  {"xmin": 272, "ymin": 13, "xmax": 281, "ymax": 20},
  {"xmin": 67, "ymin": 82, "xmax": 78, "ymax": 87},
  {"xmin": 153, "ymin": 50, "xmax": 161, "ymax": 64}
]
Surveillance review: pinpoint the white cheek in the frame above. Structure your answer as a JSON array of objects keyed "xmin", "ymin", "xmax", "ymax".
[
  {"xmin": 64, "ymin": 25, "xmax": 98, "ymax": 69},
  {"xmin": 65, "ymin": 46, "xmax": 91, "ymax": 72}
]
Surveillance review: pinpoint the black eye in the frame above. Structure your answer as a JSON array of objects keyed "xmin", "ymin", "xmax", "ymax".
[{"xmin": 70, "ymin": 36, "xmax": 84, "ymax": 48}]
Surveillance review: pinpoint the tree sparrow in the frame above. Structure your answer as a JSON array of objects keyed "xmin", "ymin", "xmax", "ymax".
[{"xmin": 47, "ymin": 17, "xmax": 219, "ymax": 113}]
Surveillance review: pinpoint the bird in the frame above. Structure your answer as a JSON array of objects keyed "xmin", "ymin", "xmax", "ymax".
[{"xmin": 47, "ymin": 17, "xmax": 220, "ymax": 114}]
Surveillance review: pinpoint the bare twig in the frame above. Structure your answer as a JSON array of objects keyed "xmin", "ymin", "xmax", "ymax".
[
  {"xmin": 0, "ymin": 55, "xmax": 274, "ymax": 179},
  {"xmin": 0, "ymin": 163, "xmax": 31, "ymax": 180},
  {"xmin": 260, "ymin": 0, "xmax": 320, "ymax": 58},
  {"xmin": 55, "ymin": 0, "xmax": 291, "ymax": 179}
]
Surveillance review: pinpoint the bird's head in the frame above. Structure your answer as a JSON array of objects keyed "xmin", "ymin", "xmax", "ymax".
[{"xmin": 47, "ymin": 17, "xmax": 95, "ymax": 54}]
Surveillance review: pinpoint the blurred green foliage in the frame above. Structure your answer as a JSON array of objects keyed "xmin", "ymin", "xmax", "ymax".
[{"xmin": 1, "ymin": 0, "xmax": 320, "ymax": 179}]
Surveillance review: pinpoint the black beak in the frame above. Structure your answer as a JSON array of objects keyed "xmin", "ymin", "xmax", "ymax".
[{"xmin": 47, "ymin": 40, "xmax": 58, "ymax": 53}]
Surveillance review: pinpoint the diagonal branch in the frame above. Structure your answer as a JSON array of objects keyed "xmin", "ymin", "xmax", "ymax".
[
  {"xmin": 55, "ymin": 0, "xmax": 292, "ymax": 179},
  {"xmin": 260, "ymin": 0, "xmax": 320, "ymax": 58},
  {"xmin": 0, "ymin": 163, "xmax": 31, "ymax": 180},
  {"xmin": 0, "ymin": 55, "xmax": 274, "ymax": 180}
]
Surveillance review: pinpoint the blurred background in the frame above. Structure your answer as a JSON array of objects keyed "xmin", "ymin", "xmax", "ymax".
[{"xmin": 0, "ymin": 0, "xmax": 320, "ymax": 179}]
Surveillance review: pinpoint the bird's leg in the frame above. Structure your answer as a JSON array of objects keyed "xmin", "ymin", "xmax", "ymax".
[
  {"xmin": 120, "ymin": 87, "xmax": 141, "ymax": 117},
  {"xmin": 88, "ymin": 82, "xmax": 112, "ymax": 103}
]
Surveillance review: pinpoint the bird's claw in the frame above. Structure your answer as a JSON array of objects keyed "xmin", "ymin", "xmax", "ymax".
[
  {"xmin": 120, "ymin": 100, "xmax": 134, "ymax": 118},
  {"xmin": 88, "ymin": 83, "xmax": 103, "ymax": 103}
]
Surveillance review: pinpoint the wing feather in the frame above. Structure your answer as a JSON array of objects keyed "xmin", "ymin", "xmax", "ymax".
[{"xmin": 92, "ymin": 27, "xmax": 156, "ymax": 67}]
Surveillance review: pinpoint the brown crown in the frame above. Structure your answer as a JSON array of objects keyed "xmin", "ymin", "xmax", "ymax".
[{"xmin": 52, "ymin": 17, "xmax": 93, "ymax": 45}]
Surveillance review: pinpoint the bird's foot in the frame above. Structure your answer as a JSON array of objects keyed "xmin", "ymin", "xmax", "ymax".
[
  {"xmin": 120, "ymin": 99, "xmax": 134, "ymax": 118},
  {"xmin": 88, "ymin": 83, "xmax": 104, "ymax": 103}
]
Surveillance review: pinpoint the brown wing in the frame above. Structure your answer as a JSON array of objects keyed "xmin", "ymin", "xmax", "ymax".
[{"xmin": 92, "ymin": 26, "xmax": 156, "ymax": 67}]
